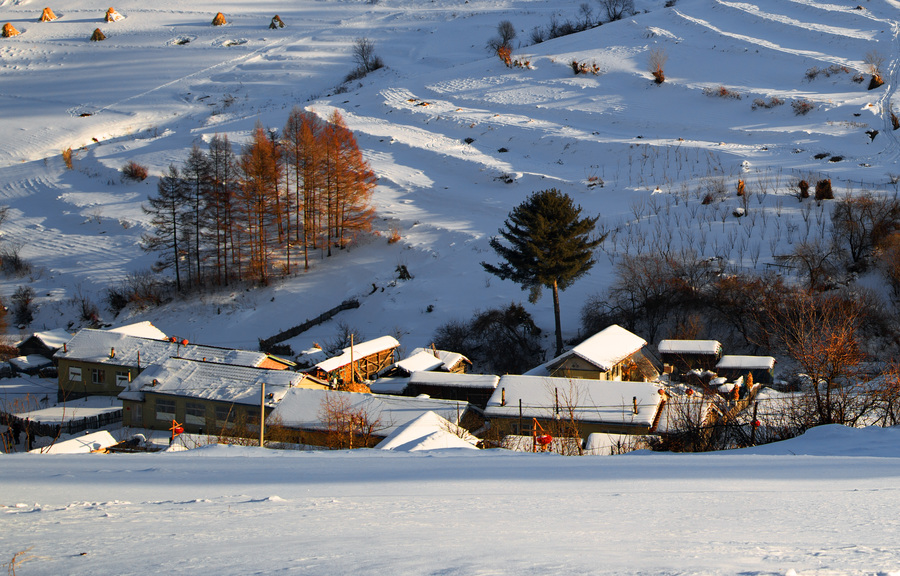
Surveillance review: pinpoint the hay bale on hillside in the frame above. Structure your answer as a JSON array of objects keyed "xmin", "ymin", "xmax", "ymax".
[
  {"xmin": 269, "ymin": 15, "xmax": 285, "ymax": 29},
  {"xmin": 90, "ymin": 28, "xmax": 106, "ymax": 41},
  {"xmin": 211, "ymin": 12, "xmax": 227, "ymax": 26},
  {"xmin": 40, "ymin": 7, "xmax": 58, "ymax": 22},
  {"xmin": 104, "ymin": 7, "xmax": 123, "ymax": 22},
  {"xmin": 2, "ymin": 23, "xmax": 20, "ymax": 37}
]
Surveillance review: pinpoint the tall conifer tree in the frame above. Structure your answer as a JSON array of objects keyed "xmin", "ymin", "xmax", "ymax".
[{"xmin": 482, "ymin": 188, "xmax": 601, "ymax": 356}]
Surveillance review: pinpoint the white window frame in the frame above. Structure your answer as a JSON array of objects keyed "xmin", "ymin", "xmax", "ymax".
[{"xmin": 68, "ymin": 366, "xmax": 82, "ymax": 382}]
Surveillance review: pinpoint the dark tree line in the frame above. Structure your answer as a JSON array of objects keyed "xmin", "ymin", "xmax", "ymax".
[{"xmin": 142, "ymin": 108, "xmax": 376, "ymax": 289}]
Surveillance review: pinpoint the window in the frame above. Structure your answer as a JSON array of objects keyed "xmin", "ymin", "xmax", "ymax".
[
  {"xmin": 215, "ymin": 405, "xmax": 234, "ymax": 428},
  {"xmin": 91, "ymin": 368, "xmax": 106, "ymax": 385},
  {"xmin": 68, "ymin": 366, "xmax": 82, "ymax": 382},
  {"xmin": 185, "ymin": 402, "xmax": 206, "ymax": 426},
  {"xmin": 156, "ymin": 398, "xmax": 175, "ymax": 421},
  {"xmin": 115, "ymin": 371, "xmax": 130, "ymax": 386}
]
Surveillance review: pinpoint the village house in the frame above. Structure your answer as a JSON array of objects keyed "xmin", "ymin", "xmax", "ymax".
[
  {"xmin": 118, "ymin": 357, "xmax": 328, "ymax": 434},
  {"xmin": 657, "ymin": 339, "xmax": 723, "ymax": 377},
  {"xmin": 527, "ymin": 324, "xmax": 660, "ymax": 381},
  {"xmin": 15, "ymin": 328, "xmax": 73, "ymax": 359},
  {"xmin": 484, "ymin": 374, "xmax": 667, "ymax": 439},
  {"xmin": 405, "ymin": 371, "xmax": 499, "ymax": 409},
  {"xmin": 716, "ymin": 355, "xmax": 776, "ymax": 385},
  {"xmin": 379, "ymin": 347, "xmax": 471, "ymax": 378},
  {"xmin": 310, "ymin": 335, "xmax": 400, "ymax": 384},
  {"xmin": 54, "ymin": 328, "xmax": 293, "ymax": 401},
  {"xmin": 267, "ymin": 387, "xmax": 471, "ymax": 448}
]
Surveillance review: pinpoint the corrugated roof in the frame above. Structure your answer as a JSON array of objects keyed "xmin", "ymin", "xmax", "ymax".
[
  {"xmin": 118, "ymin": 357, "xmax": 316, "ymax": 405},
  {"xmin": 484, "ymin": 375, "xmax": 664, "ymax": 427},
  {"xmin": 717, "ymin": 355, "xmax": 776, "ymax": 370},
  {"xmin": 408, "ymin": 371, "xmax": 499, "ymax": 389},
  {"xmin": 658, "ymin": 340, "xmax": 722, "ymax": 355},
  {"xmin": 55, "ymin": 329, "xmax": 268, "ymax": 369}
]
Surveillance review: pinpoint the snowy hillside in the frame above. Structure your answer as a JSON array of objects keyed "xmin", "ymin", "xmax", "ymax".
[{"xmin": 1, "ymin": 0, "xmax": 898, "ymax": 353}]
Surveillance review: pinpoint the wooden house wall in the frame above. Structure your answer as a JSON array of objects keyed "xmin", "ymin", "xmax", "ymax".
[
  {"xmin": 488, "ymin": 414, "xmax": 656, "ymax": 439},
  {"xmin": 660, "ymin": 352, "xmax": 720, "ymax": 373}
]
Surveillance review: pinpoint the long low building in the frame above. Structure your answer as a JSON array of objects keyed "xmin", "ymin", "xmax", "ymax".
[
  {"xmin": 55, "ymin": 328, "xmax": 293, "ymax": 400},
  {"xmin": 484, "ymin": 375, "xmax": 666, "ymax": 438},
  {"xmin": 118, "ymin": 357, "xmax": 327, "ymax": 434},
  {"xmin": 268, "ymin": 387, "xmax": 470, "ymax": 448}
]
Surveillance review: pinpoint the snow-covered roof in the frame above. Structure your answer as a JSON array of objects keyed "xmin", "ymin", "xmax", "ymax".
[
  {"xmin": 16, "ymin": 328, "xmax": 73, "ymax": 350},
  {"xmin": 15, "ymin": 396, "xmax": 122, "ymax": 423},
  {"xmin": 394, "ymin": 350, "xmax": 444, "ymax": 373},
  {"xmin": 118, "ymin": 357, "xmax": 320, "ymax": 405},
  {"xmin": 408, "ymin": 371, "xmax": 499, "ymax": 390},
  {"xmin": 409, "ymin": 347, "xmax": 470, "ymax": 371},
  {"xmin": 658, "ymin": 340, "xmax": 722, "ymax": 355},
  {"xmin": 717, "ymin": 355, "xmax": 776, "ymax": 370},
  {"xmin": 375, "ymin": 411, "xmax": 478, "ymax": 451},
  {"xmin": 368, "ymin": 377, "xmax": 410, "ymax": 395},
  {"xmin": 315, "ymin": 336, "xmax": 400, "ymax": 373},
  {"xmin": 484, "ymin": 375, "xmax": 664, "ymax": 427},
  {"xmin": 107, "ymin": 321, "xmax": 167, "ymax": 340},
  {"xmin": 33, "ymin": 430, "xmax": 118, "ymax": 454},
  {"xmin": 545, "ymin": 325, "xmax": 647, "ymax": 373},
  {"xmin": 9, "ymin": 355, "xmax": 52, "ymax": 371},
  {"xmin": 295, "ymin": 346, "xmax": 327, "ymax": 367},
  {"xmin": 268, "ymin": 387, "xmax": 468, "ymax": 436},
  {"xmin": 55, "ymin": 329, "xmax": 268, "ymax": 369}
]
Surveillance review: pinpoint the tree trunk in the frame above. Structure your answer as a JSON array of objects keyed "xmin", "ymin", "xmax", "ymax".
[{"xmin": 552, "ymin": 279, "xmax": 563, "ymax": 357}]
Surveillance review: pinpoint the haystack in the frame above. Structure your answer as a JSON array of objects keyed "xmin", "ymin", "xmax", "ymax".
[
  {"xmin": 211, "ymin": 12, "xmax": 226, "ymax": 26},
  {"xmin": 104, "ymin": 7, "xmax": 123, "ymax": 22},
  {"xmin": 2, "ymin": 23, "xmax": 20, "ymax": 38},
  {"xmin": 269, "ymin": 15, "xmax": 285, "ymax": 29},
  {"xmin": 90, "ymin": 28, "xmax": 106, "ymax": 41},
  {"xmin": 40, "ymin": 7, "xmax": 58, "ymax": 22}
]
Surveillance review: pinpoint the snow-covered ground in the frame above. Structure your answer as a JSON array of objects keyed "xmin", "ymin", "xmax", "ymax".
[{"xmin": 3, "ymin": 425, "xmax": 900, "ymax": 575}]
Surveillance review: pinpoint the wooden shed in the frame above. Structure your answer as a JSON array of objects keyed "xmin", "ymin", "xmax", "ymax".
[{"xmin": 311, "ymin": 336, "xmax": 399, "ymax": 384}]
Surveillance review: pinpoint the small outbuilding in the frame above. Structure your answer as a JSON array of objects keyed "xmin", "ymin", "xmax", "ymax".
[
  {"xmin": 311, "ymin": 336, "xmax": 399, "ymax": 384},
  {"xmin": 658, "ymin": 339, "xmax": 723, "ymax": 377},
  {"xmin": 716, "ymin": 355, "xmax": 776, "ymax": 385},
  {"xmin": 16, "ymin": 328, "xmax": 72, "ymax": 359}
]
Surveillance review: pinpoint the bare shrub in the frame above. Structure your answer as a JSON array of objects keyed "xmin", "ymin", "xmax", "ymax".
[
  {"xmin": 122, "ymin": 160, "xmax": 148, "ymax": 181},
  {"xmin": 648, "ymin": 48, "xmax": 667, "ymax": 84},
  {"xmin": 703, "ymin": 85, "xmax": 741, "ymax": 100},
  {"xmin": 865, "ymin": 50, "xmax": 885, "ymax": 89},
  {"xmin": 792, "ymin": 99, "xmax": 814, "ymax": 115},
  {"xmin": 387, "ymin": 227, "xmax": 401, "ymax": 244},
  {"xmin": 62, "ymin": 147, "xmax": 73, "ymax": 169},
  {"xmin": 600, "ymin": 0, "xmax": 634, "ymax": 21},
  {"xmin": 798, "ymin": 179, "xmax": 810, "ymax": 199},
  {"xmin": 570, "ymin": 60, "xmax": 600, "ymax": 75},
  {"xmin": 751, "ymin": 96, "xmax": 784, "ymax": 110},
  {"xmin": 11, "ymin": 285, "xmax": 35, "ymax": 326},
  {"xmin": 319, "ymin": 392, "xmax": 384, "ymax": 449},
  {"xmin": 0, "ymin": 244, "xmax": 31, "ymax": 276},
  {"xmin": 831, "ymin": 191, "xmax": 900, "ymax": 269},
  {"xmin": 345, "ymin": 37, "xmax": 383, "ymax": 81},
  {"xmin": 487, "ymin": 20, "xmax": 517, "ymax": 53}
]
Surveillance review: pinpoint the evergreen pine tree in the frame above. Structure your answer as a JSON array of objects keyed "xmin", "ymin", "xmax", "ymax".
[{"xmin": 482, "ymin": 188, "xmax": 601, "ymax": 356}]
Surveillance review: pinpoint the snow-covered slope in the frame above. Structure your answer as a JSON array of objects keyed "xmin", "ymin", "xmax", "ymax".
[
  {"xmin": 1, "ymin": 0, "xmax": 898, "ymax": 353},
  {"xmin": 3, "ymin": 425, "xmax": 900, "ymax": 575}
]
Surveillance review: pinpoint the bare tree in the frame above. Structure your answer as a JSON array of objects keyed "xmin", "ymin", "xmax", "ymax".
[
  {"xmin": 487, "ymin": 20, "xmax": 517, "ymax": 53},
  {"xmin": 648, "ymin": 48, "xmax": 668, "ymax": 83},
  {"xmin": 598, "ymin": 0, "xmax": 634, "ymax": 22},
  {"xmin": 352, "ymin": 37, "xmax": 383, "ymax": 74}
]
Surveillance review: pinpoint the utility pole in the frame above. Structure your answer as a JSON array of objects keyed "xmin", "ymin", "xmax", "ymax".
[{"xmin": 259, "ymin": 382, "xmax": 265, "ymax": 448}]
